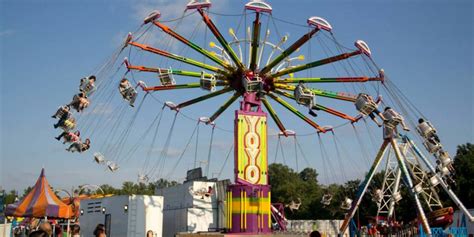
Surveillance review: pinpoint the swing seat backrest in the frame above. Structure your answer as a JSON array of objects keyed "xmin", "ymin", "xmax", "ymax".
[
  {"xmin": 295, "ymin": 86, "xmax": 314, "ymax": 107},
  {"xmin": 200, "ymin": 73, "xmax": 217, "ymax": 92},
  {"xmin": 439, "ymin": 152, "xmax": 452, "ymax": 166},
  {"xmin": 61, "ymin": 119, "xmax": 76, "ymax": 131},
  {"xmin": 55, "ymin": 107, "xmax": 69, "ymax": 118},
  {"xmin": 108, "ymin": 163, "xmax": 119, "ymax": 172},
  {"xmin": 93, "ymin": 152, "xmax": 105, "ymax": 164},
  {"xmin": 242, "ymin": 75, "xmax": 263, "ymax": 92},
  {"xmin": 383, "ymin": 109, "xmax": 402, "ymax": 128},
  {"xmin": 355, "ymin": 96, "xmax": 377, "ymax": 116},
  {"xmin": 392, "ymin": 192, "xmax": 402, "ymax": 202},
  {"xmin": 414, "ymin": 183, "xmax": 423, "ymax": 194},
  {"xmin": 321, "ymin": 194, "xmax": 332, "ymax": 205},
  {"xmin": 341, "ymin": 198, "xmax": 352, "ymax": 210},
  {"xmin": 138, "ymin": 174, "xmax": 149, "ymax": 183},
  {"xmin": 429, "ymin": 175, "xmax": 440, "ymax": 187},
  {"xmin": 423, "ymin": 140, "xmax": 442, "ymax": 154},
  {"xmin": 159, "ymin": 68, "xmax": 175, "ymax": 86},
  {"xmin": 416, "ymin": 122, "xmax": 436, "ymax": 139},
  {"xmin": 439, "ymin": 166, "xmax": 450, "ymax": 176}
]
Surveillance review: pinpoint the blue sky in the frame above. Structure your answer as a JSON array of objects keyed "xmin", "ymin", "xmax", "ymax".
[{"xmin": 0, "ymin": 0, "xmax": 472, "ymax": 193}]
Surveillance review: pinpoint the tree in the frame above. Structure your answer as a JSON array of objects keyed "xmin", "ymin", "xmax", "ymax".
[
  {"xmin": 453, "ymin": 143, "xmax": 474, "ymax": 208},
  {"xmin": 269, "ymin": 164, "xmax": 322, "ymax": 219}
]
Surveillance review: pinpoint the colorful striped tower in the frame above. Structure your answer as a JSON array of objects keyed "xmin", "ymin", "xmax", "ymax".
[{"xmin": 226, "ymin": 93, "xmax": 272, "ymax": 234}]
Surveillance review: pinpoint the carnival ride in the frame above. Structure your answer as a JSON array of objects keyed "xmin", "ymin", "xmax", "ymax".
[{"xmin": 50, "ymin": 0, "xmax": 473, "ymax": 235}]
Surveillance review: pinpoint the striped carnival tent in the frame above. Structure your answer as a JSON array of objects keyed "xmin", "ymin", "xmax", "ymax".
[{"xmin": 5, "ymin": 168, "xmax": 73, "ymax": 219}]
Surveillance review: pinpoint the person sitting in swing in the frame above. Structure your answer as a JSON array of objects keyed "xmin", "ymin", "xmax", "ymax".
[
  {"xmin": 79, "ymin": 75, "xmax": 97, "ymax": 96},
  {"xmin": 382, "ymin": 107, "xmax": 410, "ymax": 131},
  {"xmin": 119, "ymin": 78, "xmax": 137, "ymax": 107},
  {"xmin": 68, "ymin": 92, "xmax": 90, "ymax": 112},
  {"xmin": 66, "ymin": 138, "xmax": 91, "ymax": 153},
  {"xmin": 417, "ymin": 118, "xmax": 440, "ymax": 144},
  {"xmin": 51, "ymin": 105, "xmax": 70, "ymax": 119},
  {"xmin": 54, "ymin": 114, "xmax": 76, "ymax": 131},
  {"xmin": 53, "ymin": 106, "xmax": 74, "ymax": 129},
  {"xmin": 295, "ymin": 81, "xmax": 318, "ymax": 117},
  {"xmin": 354, "ymin": 93, "xmax": 386, "ymax": 127},
  {"xmin": 55, "ymin": 130, "xmax": 81, "ymax": 144}
]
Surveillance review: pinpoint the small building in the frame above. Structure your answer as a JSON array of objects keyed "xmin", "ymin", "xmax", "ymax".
[
  {"xmin": 156, "ymin": 168, "xmax": 229, "ymax": 237},
  {"xmin": 79, "ymin": 195, "xmax": 163, "ymax": 237}
]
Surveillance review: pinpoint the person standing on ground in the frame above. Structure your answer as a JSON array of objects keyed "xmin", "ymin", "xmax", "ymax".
[{"xmin": 93, "ymin": 224, "xmax": 106, "ymax": 237}]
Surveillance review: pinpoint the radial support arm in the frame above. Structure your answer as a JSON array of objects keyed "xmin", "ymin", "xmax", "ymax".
[
  {"xmin": 261, "ymin": 97, "xmax": 287, "ymax": 135},
  {"xmin": 249, "ymin": 12, "xmax": 261, "ymax": 71},
  {"xmin": 274, "ymin": 84, "xmax": 357, "ymax": 102},
  {"xmin": 177, "ymin": 87, "xmax": 234, "ymax": 109},
  {"xmin": 144, "ymin": 81, "xmax": 227, "ymax": 91},
  {"xmin": 269, "ymin": 50, "xmax": 361, "ymax": 79},
  {"xmin": 339, "ymin": 140, "xmax": 390, "ymax": 234},
  {"xmin": 314, "ymin": 104, "xmax": 357, "ymax": 122},
  {"xmin": 273, "ymin": 90, "xmax": 356, "ymax": 122},
  {"xmin": 276, "ymin": 76, "xmax": 383, "ymax": 84},
  {"xmin": 260, "ymin": 27, "xmax": 319, "ymax": 75},
  {"xmin": 129, "ymin": 41, "xmax": 222, "ymax": 72},
  {"xmin": 209, "ymin": 92, "xmax": 241, "ymax": 123},
  {"xmin": 267, "ymin": 92, "xmax": 325, "ymax": 133},
  {"xmin": 197, "ymin": 9, "xmax": 244, "ymax": 69},
  {"xmin": 126, "ymin": 64, "xmax": 214, "ymax": 78},
  {"xmin": 152, "ymin": 21, "xmax": 231, "ymax": 70}
]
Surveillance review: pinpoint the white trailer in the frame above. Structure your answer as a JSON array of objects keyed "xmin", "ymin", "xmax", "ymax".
[
  {"xmin": 79, "ymin": 195, "xmax": 163, "ymax": 237},
  {"xmin": 156, "ymin": 179, "xmax": 229, "ymax": 237}
]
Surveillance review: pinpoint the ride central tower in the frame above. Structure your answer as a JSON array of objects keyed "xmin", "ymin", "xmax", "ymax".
[{"xmin": 227, "ymin": 92, "xmax": 271, "ymax": 234}]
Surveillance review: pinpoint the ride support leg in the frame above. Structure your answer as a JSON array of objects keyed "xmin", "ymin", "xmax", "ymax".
[
  {"xmin": 339, "ymin": 140, "xmax": 390, "ymax": 235},
  {"xmin": 390, "ymin": 138, "xmax": 432, "ymax": 235}
]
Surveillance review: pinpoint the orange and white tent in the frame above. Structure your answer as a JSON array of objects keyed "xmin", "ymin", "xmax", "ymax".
[{"xmin": 5, "ymin": 168, "xmax": 73, "ymax": 219}]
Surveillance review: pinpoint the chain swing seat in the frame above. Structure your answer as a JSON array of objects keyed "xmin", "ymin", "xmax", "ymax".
[
  {"xmin": 60, "ymin": 117, "xmax": 76, "ymax": 132},
  {"xmin": 159, "ymin": 68, "xmax": 175, "ymax": 86},
  {"xmin": 355, "ymin": 94, "xmax": 377, "ymax": 116},
  {"xmin": 438, "ymin": 150, "xmax": 452, "ymax": 166},
  {"xmin": 138, "ymin": 173, "xmax": 149, "ymax": 184},
  {"xmin": 93, "ymin": 152, "xmax": 106, "ymax": 164},
  {"xmin": 286, "ymin": 198, "xmax": 302, "ymax": 212},
  {"xmin": 423, "ymin": 140, "xmax": 442, "ymax": 154},
  {"xmin": 416, "ymin": 121, "xmax": 437, "ymax": 140},
  {"xmin": 242, "ymin": 72, "xmax": 263, "ymax": 93},
  {"xmin": 321, "ymin": 193, "xmax": 333, "ymax": 206},
  {"xmin": 392, "ymin": 191, "xmax": 402, "ymax": 203},
  {"xmin": 340, "ymin": 197, "xmax": 353, "ymax": 210},
  {"xmin": 200, "ymin": 72, "xmax": 217, "ymax": 92},
  {"xmin": 372, "ymin": 189, "xmax": 383, "ymax": 203},
  {"xmin": 79, "ymin": 76, "xmax": 97, "ymax": 96},
  {"xmin": 107, "ymin": 161, "xmax": 119, "ymax": 172},
  {"xmin": 294, "ymin": 84, "xmax": 315, "ymax": 108},
  {"xmin": 52, "ymin": 106, "xmax": 70, "ymax": 119},
  {"xmin": 382, "ymin": 109, "xmax": 403, "ymax": 129}
]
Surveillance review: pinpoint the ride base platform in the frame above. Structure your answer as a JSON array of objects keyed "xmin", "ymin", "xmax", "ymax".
[{"xmin": 175, "ymin": 233, "xmax": 306, "ymax": 237}]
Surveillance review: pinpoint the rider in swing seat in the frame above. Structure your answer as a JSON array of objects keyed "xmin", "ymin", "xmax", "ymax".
[{"xmin": 119, "ymin": 78, "xmax": 138, "ymax": 107}]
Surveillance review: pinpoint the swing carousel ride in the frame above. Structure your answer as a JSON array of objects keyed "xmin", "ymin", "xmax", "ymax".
[{"xmin": 51, "ymin": 0, "xmax": 473, "ymax": 235}]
